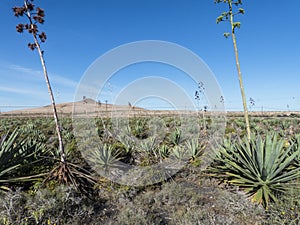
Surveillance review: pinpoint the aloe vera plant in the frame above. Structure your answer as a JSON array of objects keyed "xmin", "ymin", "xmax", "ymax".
[{"xmin": 211, "ymin": 133, "xmax": 300, "ymax": 208}]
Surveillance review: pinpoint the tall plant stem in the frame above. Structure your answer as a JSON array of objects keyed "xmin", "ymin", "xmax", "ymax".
[
  {"xmin": 228, "ymin": 1, "xmax": 251, "ymax": 141},
  {"xmin": 34, "ymin": 36, "xmax": 65, "ymax": 162},
  {"xmin": 24, "ymin": 1, "xmax": 65, "ymax": 162}
]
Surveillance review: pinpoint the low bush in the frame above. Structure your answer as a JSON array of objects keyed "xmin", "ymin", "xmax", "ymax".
[
  {"xmin": 0, "ymin": 185, "xmax": 110, "ymax": 225},
  {"xmin": 106, "ymin": 180, "xmax": 265, "ymax": 225}
]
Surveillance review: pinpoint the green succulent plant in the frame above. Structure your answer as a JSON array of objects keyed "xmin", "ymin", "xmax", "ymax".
[
  {"xmin": 158, "ymin": 144, "xmax": 170, "ymax": 160},
  {"xmin": 117, "ymin": 134, "xmax": 135, "ymax": 154},
  {"xmin": 211, "ymin": 133, "xmax": 300, "ymax": 208},
  {"xmin": 171, "ymin": 146, "xmax": 186, "ymax": 161},
  {"xmin": 185, "ymin": 138, "xmax": 205, "ymax": 161},
  {"xmin": 0, "ymin": 129, "xmax": 44, "ymax": 190},
  {"xmin": 291, "ymin": 134, "xmax": 300, "ymax": 167},
  {"xmin": 85, "ymin": 143, "xmax": 123, "ymax": 175},
  {"xmin": 169, "ymin": 128, "xmax": 184, "ymax": 146},
  {"xmin": 140, "ymin": 137, "xmax": 158, "ymax": 154}
]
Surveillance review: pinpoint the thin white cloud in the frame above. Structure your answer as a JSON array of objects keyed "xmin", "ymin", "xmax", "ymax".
[
  {"xmin": 0, "ymin": 62, "xmax": 79, "ymax": 108},
  {"xmin": 8, "ymin": 63, "xmax": 78, "ymax": 88},
  {"xmin": 9, "ymin": 64, "xmax": 42, "ymax": 77},
  {"xmin": 51, "ymin": 73, "xmax": 78, "ymax": 88},
  {"xmin": 0, "ymin": 86, "xmax": 39, "ymax": 95}
]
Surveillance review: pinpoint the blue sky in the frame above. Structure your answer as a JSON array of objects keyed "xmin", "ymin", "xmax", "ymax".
[{"xmin": 0, "ymin": 0, "xmax": 299, "ymax": 112}]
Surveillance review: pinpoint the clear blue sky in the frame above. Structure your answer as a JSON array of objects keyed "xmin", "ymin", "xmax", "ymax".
[{"xmin": 0, "ymin": 0, "xmax": 299, "ymax": 112}]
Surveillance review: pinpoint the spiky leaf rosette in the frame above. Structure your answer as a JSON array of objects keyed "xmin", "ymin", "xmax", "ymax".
[{"xmin": 210, "ymin": 133, "xmax": 300, "ymax": 208}]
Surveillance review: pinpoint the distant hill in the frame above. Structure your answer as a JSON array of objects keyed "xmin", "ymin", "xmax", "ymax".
[
  {"xmin": 1, "ymin": 98, "xmax": 299, "ymax": 118},
  {"xmin": 1, "ymin": 98, "xmax": 147, "ymax": 117}
]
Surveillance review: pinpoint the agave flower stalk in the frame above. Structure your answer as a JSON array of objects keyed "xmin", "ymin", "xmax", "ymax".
[
  {"xmin": 215, "ymin": 0, "xmax": 251, "ymax": 140},
  {"xmin": 13, "ymin": 0, "xmax": 65, "ymax": 163}
]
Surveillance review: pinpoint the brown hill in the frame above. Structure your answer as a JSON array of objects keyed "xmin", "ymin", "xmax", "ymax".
[
  {"xmin": 1, "ymin": 98, "xmax": 148, "ymax": 117},
  {"xmin": 2, "ymin": 99, "xmax": 298, "ymax": 118}
]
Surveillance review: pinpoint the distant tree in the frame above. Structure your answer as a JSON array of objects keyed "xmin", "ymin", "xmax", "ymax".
[
  {"xmin": 215, "ymin": 0, "xmax": 251, "ymax": 140},
  {"xmin": 13, "ymin": 0, "xmax": 66, "ymax": 162}
]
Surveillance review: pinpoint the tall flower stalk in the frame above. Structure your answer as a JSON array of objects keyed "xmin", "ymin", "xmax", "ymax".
[
  {"xmin": 215, "ymin": 0, "xmax": 251, "ymax": 140},
  {"xmin": 13, "ymin": 0, "xmax": 65, "ymax": 162}
]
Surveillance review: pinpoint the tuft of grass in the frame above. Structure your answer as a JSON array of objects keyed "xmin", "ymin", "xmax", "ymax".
[{"xmin": 264, "ymin": 189, "xmax": 300, "ymax": 225}]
